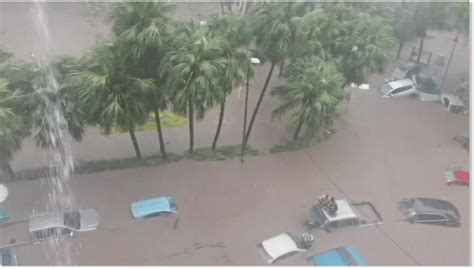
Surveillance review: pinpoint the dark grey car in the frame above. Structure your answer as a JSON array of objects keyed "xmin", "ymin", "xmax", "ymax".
[{"xmin": 399, "ymin": 198, "xmax": 461, "ymax": 227}]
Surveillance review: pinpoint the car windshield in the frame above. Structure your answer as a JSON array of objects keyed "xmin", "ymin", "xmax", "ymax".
[
  {"xmin": 380, "ymin": 84, "xmax": 393, "ymax": 95},
  {"xmin": 64, "ymin": 211, "xmax": 81, "ymax": 230}
]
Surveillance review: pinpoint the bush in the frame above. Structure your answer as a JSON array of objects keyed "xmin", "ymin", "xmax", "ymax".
[
  {"xmin": 187, "ymin": 145, "xmax": 261, "ymax": 161},
  {"xmin": 269, "ymin": 139, "xmax": 311, "ymax": 154}
]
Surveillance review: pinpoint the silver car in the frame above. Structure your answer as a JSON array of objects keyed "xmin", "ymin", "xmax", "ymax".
[
  {"xmin": 29, "ymin": 209, "xmax": 101, "ymax": 239},
  {"xmin": 399, "ymin": 198, "xmax": 461, "ymax": 227}
]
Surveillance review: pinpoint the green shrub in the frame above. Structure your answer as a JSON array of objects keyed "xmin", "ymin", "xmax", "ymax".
[{"xmin": 269, "ymin": 139, "xmax": 310, "ymax": 154}]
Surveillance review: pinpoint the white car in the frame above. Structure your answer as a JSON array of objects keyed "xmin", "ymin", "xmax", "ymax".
[
  {"xmin": 379, "ymin": 79, "xmax": 417, "ymax": 97},
  {"xmin": 440, "ymin": 94, "xmax": 466, "ymax": 114},
  {"xmin": 29, "ymin": 209, "xmax": 101, "ymax": 240},
  {"xmin": 257, "ymin": 232, "xmax": 313, "ymax": 264}
]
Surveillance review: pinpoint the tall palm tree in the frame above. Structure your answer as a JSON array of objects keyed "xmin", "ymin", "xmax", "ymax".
[
  {"xmin": 208, "ymin": 14, "xmax": 254, "ymax": 150},
  {"xmin": 0, "ymin": 107, "xmax": 27, "ymax": 177},
  {"xmin": 272, "ymin": 56, "xmax": 346, "ymax": 140},
  {"xmin": 163, "ymin": 21, "xmax": 227, "ymax": 154},
  {"xmin": 110, "ymin": 1, "xmax": 176, "ymax": 159},
  {"xmin": 70, "ymin": 42, "xmax": 153, "ymax": 159},
  {"xmin": 244, "ymin": 1, "xmax": 307, "ymax": 147},
  {"xmin": 335, "ymin": 12, "xmax": 395, "ymax": 85},
  {"xmin": 412, "ymin": 2, "xmax": 450, "ymax": 63}
]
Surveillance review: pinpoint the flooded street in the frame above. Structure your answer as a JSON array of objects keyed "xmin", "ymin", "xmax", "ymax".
[{"xmin": 0, "ymin": 1, "xmax": 470, "ymax": 266}]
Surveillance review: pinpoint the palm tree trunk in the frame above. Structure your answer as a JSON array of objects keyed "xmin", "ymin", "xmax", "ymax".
[
  {"xmin": 0, "ymin": 158, "xmax": 14, "ymax": 178},
  {"xmin": 416, "ymin": 37, "xmax": 424, "ymax": 63},
  {"xmin": 278, "ymin": 60, "xmax": 285, "ymax": 77},
  {"xmin": 244, "ymin": 61, "xmax": 276, "ymax": 145},
  {"xmin": 188, "ymin": 99, "xmax": 194, "ymax": 154},
  {"xmin": 153, "ymin": 107, "xmax": 167, "ymax": 160},
  {"xmin": 220, "ymin": 1, "xmax": 225, "ymax": 14},
  {"xmin": 212, "ymin": 97, "xmax": 226, "ymax": 150},
  {"xmin": 397, "ymin": 40, "xmax": 404, "ymax": 59},
  {"xmin": 293, "ymin": 102, "xmax": 308, "ymax": 140},
  {"xmin": 128, "ymin": 124, "xmax": 142, "ymax": 159}
]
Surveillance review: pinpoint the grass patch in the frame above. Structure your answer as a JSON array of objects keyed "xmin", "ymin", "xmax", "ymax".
[
  {"xmin": 187, "ymin": 145, "xmax": 261, "ymax": 161},
  {"xmin": 75, "ymin": 153, "xmax": 183, "ymax": 174},
  {"xmin": 102, "ymin": 111, "xmax": 187, "ymax": 134},
  {"xmin": 269, "ymin": 139, "xmax": 311, "ymax": 154}
]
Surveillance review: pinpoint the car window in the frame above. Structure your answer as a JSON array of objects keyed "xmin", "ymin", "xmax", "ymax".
[
  {"xmin": 35, "ymin": 228, "xmax": 57, "ymax": 239},
  {"xmin": 416, "ymin": 213, "xmax": 448, "ymax": 222},
  {"xmin": 64, "ymin": 211, "xmax": 81, "ymax": 230},
  {"xmin": 391, "ymin": 85, "xmax": 412, "ymax": 94}
]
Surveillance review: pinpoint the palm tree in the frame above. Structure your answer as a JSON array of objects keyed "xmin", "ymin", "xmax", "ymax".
[
  {"xmin": 272, "ymin": 56, "xmax": 346, "ymax": 140},
  {"xmin": 412, "ymin": 2, "xmax": 450, "ymax": 63},
  {"xmin": 0, "ymin": 107, "xmax": 27, "ymax": 177},
  {"xmin": 110, "ymin": 1, "xmax": 176, "ymax": 159},
  {"xmin": 208, "ymin": 14, "xmax": 254, "ymax": 150},
  {"xmin": 335, "ymin": 12, "xmax": 395, "ymax": 85},
  {"xmin": 244, "ymin": 1, "xmax": 307, "ymax": 147},
  {"xmin": 163, "ymin": 21, "xmax": 227, "ymax": 154},
  {"xmin": 70, "ymin": 42, "xmax": 153, "ymax": 159}
]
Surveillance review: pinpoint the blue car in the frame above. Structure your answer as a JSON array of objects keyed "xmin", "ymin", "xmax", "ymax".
[
  {"xmin": 0, "ymin": 249, "xmax": 18, "ymax": 266},
  {"xmin": 131, "ymin": 197, "xmax": 178, "ymax": 219},
  {"xmin": 310, "ymin": 246, "xmax": 367, "ymax": 266},
  {"xmin": 0, "ymin": 208, "xmax": 9, "ymax": 223}
]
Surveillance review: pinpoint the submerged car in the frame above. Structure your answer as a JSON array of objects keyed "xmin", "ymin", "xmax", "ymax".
[
  {"xmin": 389, "ymin": 62, "xmax": 421, "ymax": 82},
  {"xmin": 131, "ymin": 196, "xmax": 178, "ymax": 219},
  {"xmin": 0, "ymin": 249, "xmax": 17, "ymax": 266},
  {"xmin": 29, "ymin": 209, "xmax": 101, "ymax": 239},
  {"xmin": 441, "ymin": 94, "xmax": 466, "ymax": 114},
  {"xmin": 399, "ymin": 198, "xmax": 461, "ymax": 227},
  {"xmin": 258, "ymin": 232, "xmax": 314, "ymax": 264},
  {"xmin": 454, "ymin": 136, "xmax": 469, "ymax": 151},
  {"xmin": 310, "ymin": 246, "xmax": 367, "ymax": 266},
  {"xmin": 380, "ymin": 79, "xmax": 417, "ymax": 97},
  {"xmin": 306, "ymin": 199, "xmax": 383, "ymax": 232},
  {"xmin": 445, "ymin": 168, "xmax": 469, "ymax": 186},
  {"xmin": 415, "ymin": 74, "xmax": 441, "ymax": 102}
]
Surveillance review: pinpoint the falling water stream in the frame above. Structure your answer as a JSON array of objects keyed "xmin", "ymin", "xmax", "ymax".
[{"xmin": 32, "ymin": 2, "xmax": 76, "ymax": 265}]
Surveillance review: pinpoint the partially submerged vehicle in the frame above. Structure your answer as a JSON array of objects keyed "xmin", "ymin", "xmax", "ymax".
[
  {"xmin": 379, "ymin": 79, "xmax": 417, "ymax": 97},
  {"xmin": 454, "ymin": 136, "xmax": 469, "ymax": 151},
  {"xmin": 131, "ymin": 196, "xmax": 178, "ymax": 219},
  {"xmin": 445, "ymin": 168, "xmax": 469, "ymax": 186},
  {"xmin": 29, "ymin": 209, "xmax": 101, "ymax": 239},
  {"xmin": 0, "ymin": 249, "xmax": 17, "ymax": 266},
  {"xmin": 306, "ymin": 199, "xmax": 383, "ymax": 232},
  {"xmin": 399, "ymin": 198, "xmax": 461, "ymax": 227},
  {"xmin": 0, "ymin": 209, "xmax": 9, "ymax": 224},
  {"xmin": 441, "ymin": 94, "xmax": 466, "ymax": 114},
  {"xmin": 257, "ymin": 232, "xmax": 314, "ymax": 264},
  {"xmin": 388, "ymin": 62, "xmax": 421, "ymax": 82},
  {"xmin": 415, "ymin": 74, "xmax": 441, "ymax": 102},
  {"xmin": 309, "ymin": 246, "xmax": 367, "ymax": 266}
]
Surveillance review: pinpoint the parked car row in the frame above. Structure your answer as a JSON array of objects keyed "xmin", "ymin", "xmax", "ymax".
[{"xmin": 380, "ymin": 61, "xmax": 467, "ymax": 114}]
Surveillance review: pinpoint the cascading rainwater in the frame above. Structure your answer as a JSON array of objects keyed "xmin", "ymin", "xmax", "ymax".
[{"xmin": 32, "ymin": 2, "xmax": 77, "ymax": 265}]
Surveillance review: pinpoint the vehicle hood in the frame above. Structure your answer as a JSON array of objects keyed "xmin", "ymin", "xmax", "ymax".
[
  {"xmin": 261, "ymin": 233, "xmax": 303, "ymax": 261},
  {"xmin": 79, "ymin": 209, "xmax": 101, "ymax": 231}
]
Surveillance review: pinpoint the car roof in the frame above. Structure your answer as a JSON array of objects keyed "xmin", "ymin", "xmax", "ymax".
[
  {"xmin": 409, "ymin": 198, "xmax": 460, "ymax": 218},
  {"xmin": 324, "ymin": 199, "xmax": 358, "ymax": 222},
  {"xmin": 312, "ymin": 246, "xmax": 367, "ymax": 266},
  {"xmin": 261, "ymin": 233, "xmax": 299, "ymax": 260},
  {"xmin": 29, "ymin": 211, "xmax": 64, "ymax": 232},
  {"xmin": 131, "ymin": 196, "xmax": 177, "ymax": 218},
  {"xmin": 388, "ymin": 79, "xmax": 414, "ymax": 89}
]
